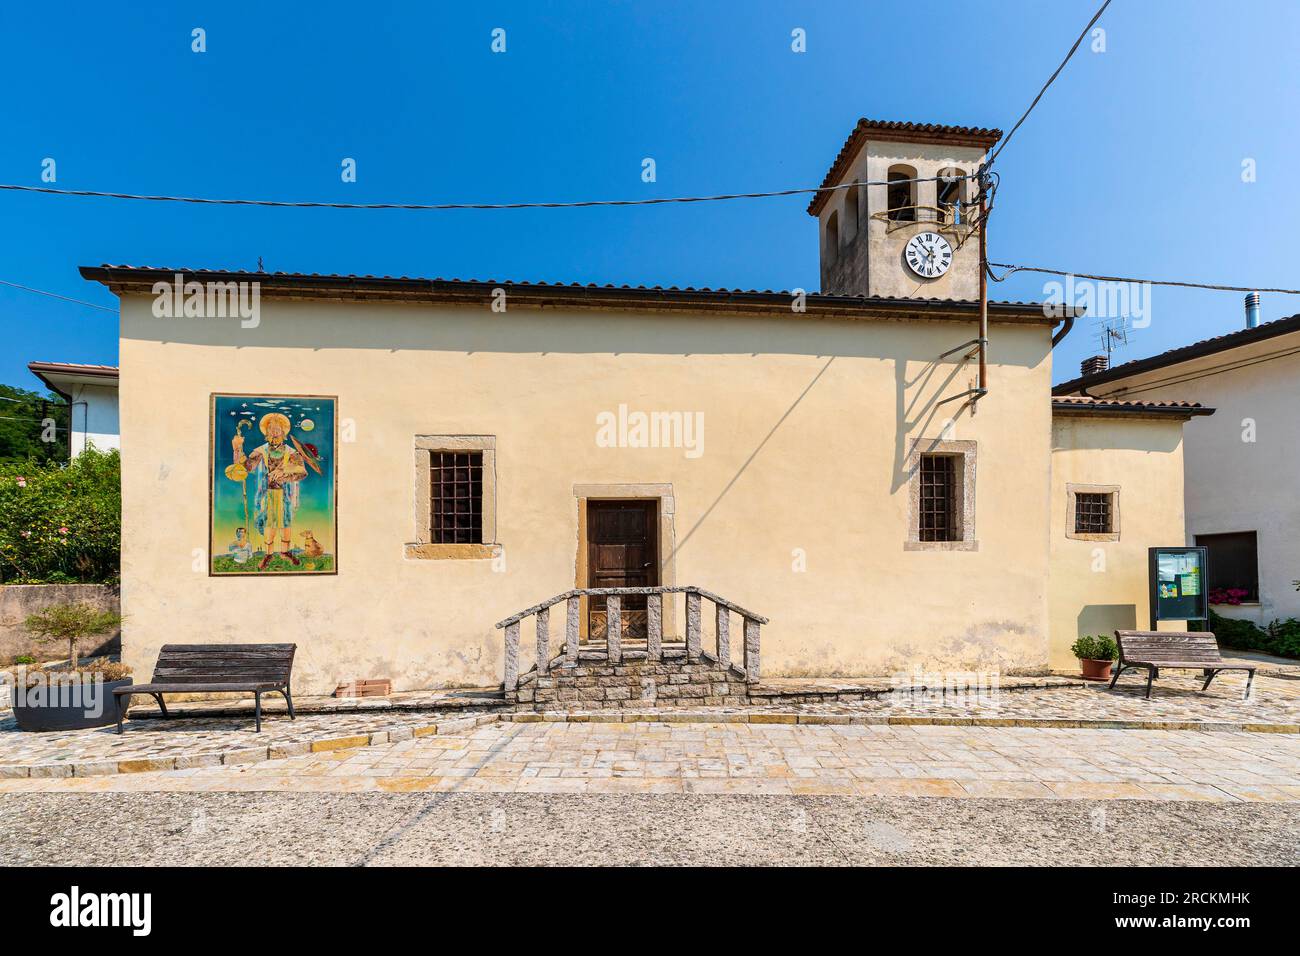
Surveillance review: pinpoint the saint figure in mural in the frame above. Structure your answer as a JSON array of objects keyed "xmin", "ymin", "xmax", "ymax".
[{"xmin": 233, "ymin": 412, "xmax": 309, "ymax": 570}]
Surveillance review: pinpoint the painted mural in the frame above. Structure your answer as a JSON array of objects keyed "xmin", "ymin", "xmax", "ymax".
[{"xmin": 210, "ymin": 394, "xmax": 337, "ymax": 575}]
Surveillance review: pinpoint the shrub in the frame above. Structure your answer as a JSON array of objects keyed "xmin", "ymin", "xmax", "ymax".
[
  {"xmin": 1071, "ymin": 634, "xmax": 1118, "ymax": 661},
  {"xmin": 14, "ymin": 654, "xmax": 36, "ymax": 665},
  {"xmin": 1207, "ymin": 609, "xmax": 1300, "ymax": 660},
  {"xmin": 23, "ymin": 602, "xmax": 123, "ymax": 672},
  {"xmin": 0, "ymin": 447, "xmax": 119, "ymax": 583},
  {"xmin": 1264, "ymin": 619, "xmax": 1300, "ymax": 659},
  {"xmin": 17, "ymin": 658, "xmax": 131, "ymax": 687}
]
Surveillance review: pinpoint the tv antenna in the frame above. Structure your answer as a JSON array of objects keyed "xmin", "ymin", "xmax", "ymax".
[{"xmin": 1093, "ymin": 317, "xmax": 1134, "ymax": 363}]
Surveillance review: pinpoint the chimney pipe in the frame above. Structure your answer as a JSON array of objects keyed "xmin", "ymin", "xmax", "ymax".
[{"xmin": 1245, "ymin": 292, "xmax": 1261, "ymax": 329}]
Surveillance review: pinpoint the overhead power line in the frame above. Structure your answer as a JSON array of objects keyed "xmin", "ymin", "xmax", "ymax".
[
  {"xmin": 0, "ymin": 277, "xmax": 117, "ymax": 312},
  {"xmin": 0, "ymin": 172, "xmax": 975, "ymax": 213},
  {"xmin": 988, "ymin": 261, "xmax": 1300, "ymax": 296},
  {"xmin": 983, "ymin": 0, "xmax": 1112, "ymax": 172}
]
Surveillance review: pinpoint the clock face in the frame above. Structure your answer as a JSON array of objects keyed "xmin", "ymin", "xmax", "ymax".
[{"xmin": 904, "ymin": 231, "xmax": 953, "ymax": 278}]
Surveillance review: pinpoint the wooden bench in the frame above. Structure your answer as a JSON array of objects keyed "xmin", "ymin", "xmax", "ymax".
[
  {"xmin": 114, "ymin": 643, "xmax": 296, "ymax": 733},
  {"xmin": 1110, "ymin": 630, "xmax": 1255, "ymax": 700}
]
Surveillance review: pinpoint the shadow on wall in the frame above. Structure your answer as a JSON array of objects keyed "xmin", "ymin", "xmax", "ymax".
[{"xmin": 1077, "ymin": 604, "xmax": 1137, "ymax": 643}]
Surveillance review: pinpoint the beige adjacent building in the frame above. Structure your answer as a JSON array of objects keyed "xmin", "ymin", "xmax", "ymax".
[
  {"xmin": 84, "ymin": 119, "xmax": 1211, "ymax": 694},
  {"xmin": 1055, "ymin": 305, "xmax": 1300, "ymax": 629}
]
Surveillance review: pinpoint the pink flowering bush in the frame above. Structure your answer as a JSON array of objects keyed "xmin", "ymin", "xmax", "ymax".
[
  {"xmin": 1209, "ymin": 587, "xmax": 1252, "ymax": 606},
  {"xmin": 0, "ymin": 448, "xmax": 119, "ymax": 583}
]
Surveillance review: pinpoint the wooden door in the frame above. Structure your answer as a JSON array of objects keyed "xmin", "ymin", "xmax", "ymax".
[{"xmin": 586, "ymin": 500, "xmax": 658, "ymax": 639}]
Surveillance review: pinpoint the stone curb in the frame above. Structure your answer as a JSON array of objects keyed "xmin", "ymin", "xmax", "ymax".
[
  {"xmin": 0, "ymin": 714, "xmax": 498, "ymax": 780},
  {"xmin": 497, "ymin": 711, "xmax": 1300, "ymax": 734}
]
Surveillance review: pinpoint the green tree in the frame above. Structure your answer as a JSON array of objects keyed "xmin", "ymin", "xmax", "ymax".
[
  {"xmin": 24, "ymin": 602, "xmax": 122, "ymax": 669},
  {"xmin": 0, "ymin": 383, "xmax": 70, "ymax": 463},
  {"xmin": 0, "ymin": 447, "xmax": 120, "ymax": 583}
]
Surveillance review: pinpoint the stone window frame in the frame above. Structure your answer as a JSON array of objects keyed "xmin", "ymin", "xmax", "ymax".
[
  {"xmin": 1066, "ymin": 483, "xmax": 1120, "ymax": 542},
  {"xmin": 905, "ymin": 438, "xmax": 978, "ymax": 552},
  {"xmin": 405, "ymin": 435, "xmax": 500, "ymax": 560}
]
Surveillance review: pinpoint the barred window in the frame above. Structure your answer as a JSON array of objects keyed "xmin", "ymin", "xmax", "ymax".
[
  {"xmin": 430, "ymin": 451, "xmax": 483, "ymax": 544},
  {"xmin": 1074, "ymin": 492, "xmax": 1113, "ymax": 535},
  {"xmin": 918, "ymin": 454, "xmax": 959, "ymax": 542}
]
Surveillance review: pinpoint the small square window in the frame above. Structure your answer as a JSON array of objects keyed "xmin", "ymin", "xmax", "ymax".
[
  {"xmin": 1065, "ymin": 484, "xmax": 1120, "ymax": 541},
  {"xmin": 1073, "ymin": 492, "xmax": 1113, "ymax": 535}
]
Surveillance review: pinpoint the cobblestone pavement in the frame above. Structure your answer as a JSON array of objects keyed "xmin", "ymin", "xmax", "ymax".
[
  {"xmin": 754, "ymin": 673, "xmax": 1300, "ymax": 726},
  {"xmin": 0, "ymin": 709, "xmax": 493, "ymax": 776},
  {"xmin": 4, "ymin": 720, "xmax": 1298, "ymax": 803},
  {"xmin": 2, "ymin": 792, "xmax": 1295, "ymax": 866},
  {"xmin": 3, "ymin": 673, "xmax": 1295, "ymax": 778}
]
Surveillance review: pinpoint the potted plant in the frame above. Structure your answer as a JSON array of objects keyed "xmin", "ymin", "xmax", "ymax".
[
  {"xmin": 11, "ymin": 603, "xmax": 129, "ymax": 731},
  {"xmin": 1070, "ymin": 634, "xmax": 1118, "ymax": 681}
]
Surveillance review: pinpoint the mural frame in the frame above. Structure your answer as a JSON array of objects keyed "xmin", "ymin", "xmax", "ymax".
[{"xmin": 208, "ymin": 392, "xmax": 339, "ymax": 577}]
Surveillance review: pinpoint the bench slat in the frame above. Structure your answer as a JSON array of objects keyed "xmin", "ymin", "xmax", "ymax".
[
  {"xmin": 157, "ymin": 646, "xmax": 294, "ymax": 654},
  {"xmin": 119, "ymin": 682, "xmax": 286, "ymax": 694},
  {"xmin": 155, "ymin": 652, "xmax": 294, "ymax": 662},
  {"xmin": 1115, "ymin": 630, "xmax": 1224, "ymax": 665}
]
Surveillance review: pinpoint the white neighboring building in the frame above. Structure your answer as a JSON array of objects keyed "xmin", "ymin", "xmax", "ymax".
[
  {"xmin": 1054, "ymin": 301, "xmax": 1300, "ymax": 628},
  {"xmin": 27, "ymin": 361, "xmax": 120, "ymax": 455}
]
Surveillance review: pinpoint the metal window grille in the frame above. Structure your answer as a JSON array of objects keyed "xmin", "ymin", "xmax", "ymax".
[
  {"xmin": 1074, "ymin": 492, "xmax": 1113, "ymax": 534},
  {"xmin": 430, "ymin": 451, "xmax": 483, "ymax": 544},
  {"xmin": 919, "ymin": 454, "xmax": 959, "ymax": 542}
]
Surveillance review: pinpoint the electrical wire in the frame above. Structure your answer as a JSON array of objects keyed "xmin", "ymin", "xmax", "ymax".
[
  {"xmin": 983, "ymin": 0, "xmax": 1113, "ymax": 173},
  {"xmin": 988, "ymin": 262, "xmax": 1300, "ymax": 296},
  {"xmin": 0, "ymin": 172, "xmax": 976, "ymax": 213},
  {"xmin": 0, "ymin": 278, "xmax": 117, "ymax": 312}
]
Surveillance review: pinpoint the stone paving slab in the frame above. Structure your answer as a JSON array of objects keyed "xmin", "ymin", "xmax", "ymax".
[
  {"xmin": 752, "ymin": 673, "xmax": 1300, "ymax": 726},
  {"xmin": 2, "ymin": 673, "xmax": 1296, "ymax": 778},
  {"xmin": 0, "ymin": 709, "xmax": 497, "ymax": 778},
  {"xmin": 4, "ymin": 720, "xmax": 1297, "ymax": 804}
]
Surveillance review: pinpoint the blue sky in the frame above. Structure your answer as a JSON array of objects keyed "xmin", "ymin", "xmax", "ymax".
[{"xmin": 2, "ymin": 0, "xmax": 1297, "ymax": 389}]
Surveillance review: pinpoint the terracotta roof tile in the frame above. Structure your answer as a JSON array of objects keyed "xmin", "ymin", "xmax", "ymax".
[
  {"xmin": 1051, "ymin": 395, "xmax": 1214, "ymax": 417},
  {"xmin": 807, "ymin": 119, "xmax": 1002, "ymax": 216},
  {"xmin": 81, "ymin": 264, "xmax": 1073, "ymax": 318},
  {"xmin": 27, "ymin": 361, "xmax": 119, "ymax": 374},
  {"xmin": 1054, "ymin": 313, "xmax": 1300, "ymax": 394}
]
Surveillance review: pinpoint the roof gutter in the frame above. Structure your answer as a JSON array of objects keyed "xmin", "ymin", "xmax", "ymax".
[{"xmin": 80, "ymin": 266, "xmax": 1077, "ymax": 325}]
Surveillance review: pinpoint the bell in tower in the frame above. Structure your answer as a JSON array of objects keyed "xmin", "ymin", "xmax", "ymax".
[{"xmin": 808, "ymin": 119, "xmax": 1001, "ymax": 300}]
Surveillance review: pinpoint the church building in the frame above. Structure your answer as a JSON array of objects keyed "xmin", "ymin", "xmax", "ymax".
[{"xmin": 87, "ymin": 119, "xmax": 1210, "ymax": 694}]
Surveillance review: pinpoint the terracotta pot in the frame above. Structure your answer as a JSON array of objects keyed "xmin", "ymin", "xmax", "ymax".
[{"xmin": 1078, "ymin": 658, "xmax": 1113, "ymax": 681}]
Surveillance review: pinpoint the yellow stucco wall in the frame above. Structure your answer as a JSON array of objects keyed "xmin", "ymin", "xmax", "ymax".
[
  {"xmin": 1047, "ymin": 413, "xmax": 1188, "ymax": 670},
  {"xmin": 118, "ymin": 293, "xmax": 1057, "ymax": 694}
]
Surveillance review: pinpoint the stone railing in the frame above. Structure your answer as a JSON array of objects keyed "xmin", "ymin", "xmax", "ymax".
[{"xmin": 495, "ymin": 586, "xmax": 768, "ymax": 691}]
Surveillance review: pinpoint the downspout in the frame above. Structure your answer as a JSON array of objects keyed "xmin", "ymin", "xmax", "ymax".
[
  {"xmin": 1051, "ymin": 314, "xmax": 1074, "ymax": 347},
  {"xmin": 975, "ymin": 176, "xmax": 989, "ymax": 401}
]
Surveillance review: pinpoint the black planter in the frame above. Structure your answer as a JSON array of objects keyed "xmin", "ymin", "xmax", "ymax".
[{"xmin": 11, "ymin": 678, "xmax": 132, "ymax": 732}]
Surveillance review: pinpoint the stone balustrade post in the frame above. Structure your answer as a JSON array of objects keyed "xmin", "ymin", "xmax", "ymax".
[
  {"xmin": 503, "ymin": 621, "xmax": 520, "ymax": 690},
  {"xmin": 606, "ymin": 594, "xmax": 622, "ymax": 664},
  {"xmin": 647, "ymin": 591, "xmax": 663, "ymax": 661},
  {"xmin": 565, "ymin": 595, "xmax": 580, "ymax": 664},
  {"xmin": 535, "ymin": 606, "xmax": 550, "ymax": 676},
  {"xmin": 685, "ymin": 591, "xmax": 702, "ymax": 661}
]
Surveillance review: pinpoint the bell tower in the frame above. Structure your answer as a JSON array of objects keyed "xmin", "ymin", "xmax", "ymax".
[{"xmin": 808, "ymin": 119, "xmax": 1001, "ymax": 300}]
